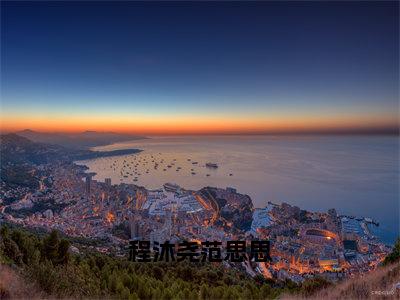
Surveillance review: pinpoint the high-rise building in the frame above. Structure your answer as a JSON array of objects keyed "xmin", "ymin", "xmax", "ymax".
[
  {"xmin": 164, "ymin": 209, "xmax": 173, "ymax": 239},
  {"xmin": 85, "ymin": 175, "xmax": 92, "ymax": 196},
  {"xmin": 129, "ymin": 210, "xmax": 141, "ymax": 240},
  {"xmin": 135, "ymin": 189, "xmax": 147, "ymax": 209}
]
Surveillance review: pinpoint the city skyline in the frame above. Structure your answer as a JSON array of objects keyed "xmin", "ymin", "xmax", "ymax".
[
  {"xmin": 0, "ymin": 2, "xmax": 399, "ymax": 297},
  {"xmin": 1, "ymin": 1, "xmax": 399, "ymax": 134}
]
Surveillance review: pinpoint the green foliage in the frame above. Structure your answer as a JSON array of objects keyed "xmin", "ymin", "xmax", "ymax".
[
  {"xmin": 112, "ymin": 222, "xmax": 131, "ymax": 240},
  {"xmin": 41, "ymin": 229, "xmax": 70, "ymax": 265},
  {"xmin": 1, "ymin": 227, "xmax": 23, "ymax": 264},
  {"xmin": 383, "ymin": 238, "xmax": 400, "ymax": 266},
  {"xmin": 0, "ymin": 225, "xmax": 306, "ymax": 299}
]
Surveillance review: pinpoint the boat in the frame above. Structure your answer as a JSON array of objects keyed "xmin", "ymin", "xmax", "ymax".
[
  {"xmin": 164, "ymin": 183, "xmax": 180, "ymax": 192},
  {"xmin": 206, "ymin": 163, "xmax": 218, "ymax": 168}
]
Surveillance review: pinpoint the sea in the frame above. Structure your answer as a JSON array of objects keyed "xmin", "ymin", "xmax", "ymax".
[{"xmin": 75, "ymin": 135, "xmax": 399, "ymax": 244}]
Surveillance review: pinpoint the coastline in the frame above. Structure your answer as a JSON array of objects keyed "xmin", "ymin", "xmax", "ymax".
[
  {"xmin": 75, "ymin": 156, "xmax": 390, "ymax": 246},
  {"xmin": 74, "ymin": 137, "xmax": 398, "ymax": 244},
  {"xmin": 74, "ymin": 148, "xmax": 143, "ymax": 161}
]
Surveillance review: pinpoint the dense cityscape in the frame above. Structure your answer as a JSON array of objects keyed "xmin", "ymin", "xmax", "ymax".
[
  {"xmin": 1, "ymin": 1, "xmax": 399, "ymax": 298},
  {"xmin": 0, "ymin": 133, "xmax": 391, "ymax": 285}
]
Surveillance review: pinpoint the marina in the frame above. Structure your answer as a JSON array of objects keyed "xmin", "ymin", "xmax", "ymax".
[{"xmin": 75, "ymin": 135, "xmax": 399, "ymax": 244}]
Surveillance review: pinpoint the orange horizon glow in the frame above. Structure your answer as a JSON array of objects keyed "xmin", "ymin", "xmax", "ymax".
[{"xmin": 1, "ymin": 113, "xmax": 398, "ymax": 135}]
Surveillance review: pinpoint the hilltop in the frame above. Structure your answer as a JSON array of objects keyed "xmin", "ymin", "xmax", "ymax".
[
  {"xmin": 1, "ymin": 133, "xmax": 78, "ymax": 165},
  {"xmin": 1, "ymin": 133, "xmax": 142, "ymax": 165},
  {"xmin": 0, "ymin": 134, "xmax": 141, "ymax": 189},
  {"xmin": 17, "ymin": 129, "xmax": 145, "ymax": 149}
]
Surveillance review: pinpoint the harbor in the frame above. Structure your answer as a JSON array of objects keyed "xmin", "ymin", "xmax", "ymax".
[{"xmin": 75, "ymin": 135, "xmax": 399, "ymax": 245}]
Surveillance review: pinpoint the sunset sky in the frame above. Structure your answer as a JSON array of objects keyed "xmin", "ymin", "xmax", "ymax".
[{"xmin": 1, "ymin": 1, "xmax": 399, "ymax": 135}]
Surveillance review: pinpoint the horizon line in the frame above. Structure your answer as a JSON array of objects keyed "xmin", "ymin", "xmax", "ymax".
[{"xmin": 2, "ymin": 127, "xmax": 399, "ymax": 136}]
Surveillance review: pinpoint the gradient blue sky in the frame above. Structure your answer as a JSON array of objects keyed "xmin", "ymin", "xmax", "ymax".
[{"xmin": 1, "ymin": 1, "xmax": 399, "ymax": 134}]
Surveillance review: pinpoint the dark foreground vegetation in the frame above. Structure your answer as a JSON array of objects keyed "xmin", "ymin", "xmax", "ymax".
[
  {"xmin": 0, "ymin": 226, "xmax": 398, "ymax": 299},
  {"xmin": 0, "ymin": 226, "xmax": 330, "ymax": 299}
]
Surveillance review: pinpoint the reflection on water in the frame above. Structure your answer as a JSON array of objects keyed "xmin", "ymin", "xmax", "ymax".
[{"xmin": 76, "ymin": 135, "xmax": 399, "ymax": 244}]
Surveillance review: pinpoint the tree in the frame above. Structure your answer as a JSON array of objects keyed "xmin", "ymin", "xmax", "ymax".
[
  {"xmin": 57, "ymin": 239, "xmax": 70, "ymax": 264},
  {"xmin": 2, "ymin": 236, "xmax": 22, "ymax": 264},
  {"xmin": 42, "ymin": 230, "xmax": 60, "ymax": 263},
  {"xmin": 260, "ymin": 284, "xmax": 272, "ymax": 298},
  {"xmin": 383, "ymin": 238, "xmax": 400, "ymax": 265},
  {"xmin": 199, "ymin": 284, "xmax": 210, "ymax": 300},
  {"xmin": 152, "ymin": 287, "xmax": 162, "ymax": 300},
  {"xmin": 10, "ymin": 230, "xmax": 38, "ymax": 264},
  {"xmin": 120, "ymin": 287, "xmax": 131, "ymax": 299},
  {"xmin": 129, "ymin": 291, "xmax": 139, "ymax": 300}
]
